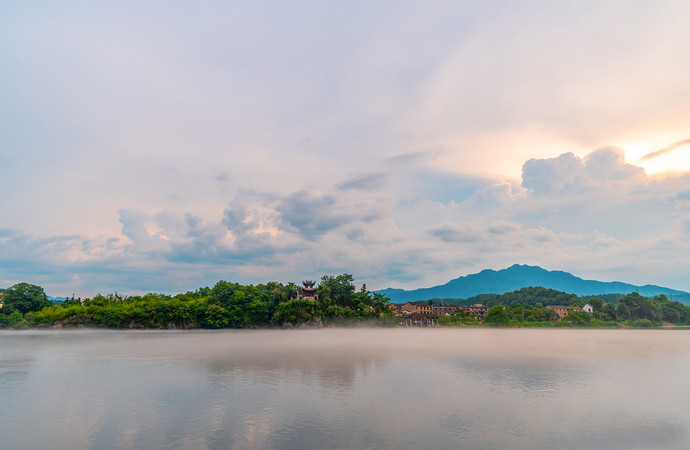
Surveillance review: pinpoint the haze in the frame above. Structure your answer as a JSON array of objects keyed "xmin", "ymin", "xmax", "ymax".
[{"xmin": 2, "ymin": 329, "xmax": 690, "ymax": 448}]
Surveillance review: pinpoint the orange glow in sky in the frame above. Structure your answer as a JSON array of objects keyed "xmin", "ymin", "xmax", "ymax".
[{"xmin": 620, "ymin": 136, "xmax": 690, "ymax": 176}]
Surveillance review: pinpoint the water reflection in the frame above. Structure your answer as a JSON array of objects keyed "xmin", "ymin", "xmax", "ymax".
[{"xmin": 1, "ymin": 328, "xmax": 690, "ymax": 449}]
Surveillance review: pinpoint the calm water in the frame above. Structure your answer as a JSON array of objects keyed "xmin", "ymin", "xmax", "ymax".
[{"xmin": 1, "ymin": 328, "xmax": 689, "ymax": 449}]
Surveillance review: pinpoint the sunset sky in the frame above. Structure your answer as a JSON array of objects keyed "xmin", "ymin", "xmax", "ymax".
[{"xmin": 2, "ymin": 0, "xmax": 690, "ymax": 296}]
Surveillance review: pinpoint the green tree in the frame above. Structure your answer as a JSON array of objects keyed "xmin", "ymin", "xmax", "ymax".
[
  {"xmin": 662, "ymin": 304, "xmax": 681, "ymax": 323},
  {"xmin": 619, "ymin": 292, "xmax": 644, "ymax": 317},
  {"xmin": 202, "ymin": 304, "xmax": 231, "ymax": 328},
  {"xmin": 638, "ymin": 300, "xmax": 662, "ymax": 321},
  {"xmin": 616, "ymin": 303, "xmax": 630, "ymax": 319},
  {"xmin": 563, "ymin": 310, "xmax": 591, "ymax": 326},
  {"xmin": 210, "ymin": 280, "xmax": 239, "ymax": 306},
  {"xmin": 5, "ymin": 310, "xmax": 25, "ymax": 327},
  {"xmin": 319, "ymin": 274, "xmax": 356, "ymax": 308},
  {"xmin": 543, "ymin": 307, "xmax": 558, "ymax": 322},
  {"xmin": 589, "ymin": 298, "xmax": 604, "ymax": 312},
  {"xmin": 483, "ymin": 306, "xmax": 510, "ymax": 326},
  {"xmin": 3, "ymin": 283, "xmax": 51, "ymax": 314},
  {"xmin": 317, "ymin": 283, "xmax": 333, "ymax": 308},
  {"xmin": 370, "ymin": 292, "xmax": 391, "ymax": 315},
  {"xmin": 273, "ymin": 299, "xmax": 320, "ymax": 325},
  {"xmin": 604, "ymin": 303, "xmax": 617, "ymax": 318}
]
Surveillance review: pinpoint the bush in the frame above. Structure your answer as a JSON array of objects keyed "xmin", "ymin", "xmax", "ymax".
[
  {"xmin": 563, "ymin": 311, "xmax": 591, "ymax": 326},
  {"xmin": 631, "ymin": 318, "xmax": 653, "ymax": 328},
  {"xmin": 273, "ymin": 299, "xmax": 321, "ymax": 325}
]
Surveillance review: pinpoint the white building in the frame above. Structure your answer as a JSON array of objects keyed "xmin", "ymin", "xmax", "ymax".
[{"xmin": 582, "ymin": 304, "xmax": 594, "ymax": 314}]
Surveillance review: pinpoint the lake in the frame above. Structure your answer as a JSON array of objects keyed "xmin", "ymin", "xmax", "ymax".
[{"xmin": 1, "ymin": 328, "xmax": 689, "ymax": 449}]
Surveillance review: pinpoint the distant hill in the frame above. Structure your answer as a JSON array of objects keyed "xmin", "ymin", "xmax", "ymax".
[{"xmin": 378, "ymin": 264, "xmax": 690, "ymax": 304}]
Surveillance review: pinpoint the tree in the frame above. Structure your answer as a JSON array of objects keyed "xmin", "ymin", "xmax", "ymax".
[
  {"xmin": 483, "ymin": 306, "xmax": 510, "ymax": 326},
  {"xmin": 210, "ymin": 280, "xmax": 239, "ymax": 306},
  {"xmin": 662, "ymin": 303, "xmax": 682, "ymax": 323},
  {"xmin": 273, "ymin": 299, "xmax": 320, "ymax": 325},
  {"xmin": 604, "ymin": 303, "xmax": 617, "ymax": 318},
  {"xmin": 616, "ymin": 303, "xmax": 630, "ymax": 320},
  {"xmin": 563, "ymin": 310, "xmax": 591, "ymax": 326},
  {"xmin": 543, "ymin": 307, "xmax": 558, "ymax": 322},
  {"xmin": 619, "ymin": 292, "xmax": 644, "ymax": 317},
  {"xmin": 370, "ymin": 292, "xmax": 391, "ymax": 315},
  {"xmin": 589, "ymin": 298, "xmax": 604, "ymax": 312},
  {"xmin": 638, "ymin": 300, "xmax": 662, "ymax": 321},
  {"xmin": 3, "ymin": 283, "xmax": 51, "ymax": 314},
  {"xmin": 319, "ymin": 274, "xmax": 356, "ymax": 308},
  {"xmin": 202, "ymin": 304, "xmax": 231, "ymax": 328}
]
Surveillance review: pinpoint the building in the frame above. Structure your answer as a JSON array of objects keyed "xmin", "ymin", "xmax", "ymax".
[
  {"xmin": 582, "ymin": 304, "xmax": 594, "ymax": 314},
  {"xmin": 546, "ymin": 305, "xmax": 582, "ymax": 319},
  {"xmin": 297, "ymin": 280, "xmax": 319, "ymax": 302},
  {"xmin": 432, "ymin": 305, "xmax": 459, "ymax": 315},
  {"xmin": 400, "ymin": 314, "xmax": 439, "ymax": 326},
  {"xmin": 464, "ymin": 304, "xmax": 489, "ymax": 319},
  {"xmin": 417, "ymin": 304, "xmax": 434, "ymax": 315},
  {"xmin": 395, "ymin": 302, "xmax": 477, "ymax": 318},
  {"xmin": 400, "ymin": 302, "xmax": 426, "ymax": 315}
]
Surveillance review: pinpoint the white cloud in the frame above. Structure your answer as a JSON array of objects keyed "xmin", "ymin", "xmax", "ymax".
[
  {"xmin": 3, "ymin": 1, "xmax": 690, "ymax": 295},
  {"xmin": 3, "ymin": 147, "xmax": 690, "ymax": 296}
]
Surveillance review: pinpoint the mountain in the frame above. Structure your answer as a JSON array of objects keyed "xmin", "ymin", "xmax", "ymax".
[{"xmin": 378, "ymin": 264, "xmax": 690, "ymax": 303}]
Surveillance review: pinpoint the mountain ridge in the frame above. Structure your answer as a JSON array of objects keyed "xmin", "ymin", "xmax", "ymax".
[{"xmin": 378, "ymin": 264, "xmax": 690, "ymax": 303}]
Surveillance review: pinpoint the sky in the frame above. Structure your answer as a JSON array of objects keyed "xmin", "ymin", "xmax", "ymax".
[{"xmin": 2, "ymin": 0, "xmax": 690, "ymax": 297}]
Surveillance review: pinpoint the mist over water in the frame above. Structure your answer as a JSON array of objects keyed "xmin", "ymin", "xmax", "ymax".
[{"xmin": 1, "ymin": 328, "xmax": 689, "ymax": 449}]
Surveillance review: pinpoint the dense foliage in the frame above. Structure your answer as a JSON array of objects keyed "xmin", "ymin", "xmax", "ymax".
[
  {"xmin": 429, "ymin": 287, "xmax": 690, "ymax": 328},
  {"xmin": 2, "ymin": 282, "xmax": 689, "ymax": 329},
  {"xmin": 0, "ymin": 276, "xmax": 394, "ymax": 329},
  {"xmin": 2, "ymin": 283, "xmax": 52, "ymax": 314}
]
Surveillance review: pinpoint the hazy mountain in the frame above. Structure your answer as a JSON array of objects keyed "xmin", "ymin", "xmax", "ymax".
[{"xmin": 378, "ymin": 264, "xmax": 690, "ymax": 303}]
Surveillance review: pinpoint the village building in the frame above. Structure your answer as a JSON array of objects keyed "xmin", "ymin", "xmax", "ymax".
[
  {"xmin": 582, "ymin": 304, "xmax": 594, "ymax": 314},
  {"xmin": 546, "ymin": 305, "xmax": 582, "ymax": 319},
  {"xmin": 394, "ymin": 302, "xmax": 487, "ymax": 319},
  {"xmin": 401, "ymin": 314, "xmax": 439, "ymax": 326},
  {"xmin": 432, "ymin": 305, "xmax": 459, "ymax": 315},
  {"xmin": 399, "ymin": 301, "xmax": 426, "ymax": 315},
  {"xmin": 417, "ymin": 304, "xmax": 434, "ymax": 315},
  {"xmin": 465, "ymin": 304, "xmax": 489, "ymax": 319}
]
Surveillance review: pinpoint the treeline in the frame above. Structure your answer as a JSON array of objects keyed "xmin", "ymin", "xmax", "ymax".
[
  {"xmin": 434, "ymin": 287, "xmax": 690, "ymax": 327},
  {"xmin": 0, "ymin": 275, "xmax": 393, "ymax": 329}
]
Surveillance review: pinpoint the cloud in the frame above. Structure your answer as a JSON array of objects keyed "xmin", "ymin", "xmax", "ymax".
[
  {"xmin": 583, "ymin": 147, "xmax": 646, "ymax": 182},
  {"xmin": 386, "ymin": 147, "xmax": 445, "ymax": 165},
  {"xmin": 640, "ymin": 138, "xmax": 690, "ymax": 161},
  {"xmin": 337, "ymin": 173, "xmax": 389, "ymax": 191},
  {"xmin": 522, "ymin": 152, "xmax": 584, "ymax": 194},
  {"xmin": 215, "ymin": 172, "xmax": 231, "ymax": 183},
  {"xmin": 429, "ymin": 222, "xmax": 478, "ymax": 243},
  {"xmin": 3, "ymin": 146, "xmax": 690, "ymax": 296},
  {"xmin": 521, "ymin": 148, "xmax": 645, "ymax": 195}
]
